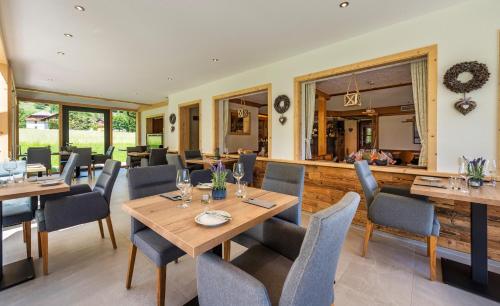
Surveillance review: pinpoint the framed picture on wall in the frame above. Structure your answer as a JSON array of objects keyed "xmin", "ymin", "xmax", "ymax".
[{"xmin": 413, "ymin": 122, "xmax": 421, "ymax": 144}]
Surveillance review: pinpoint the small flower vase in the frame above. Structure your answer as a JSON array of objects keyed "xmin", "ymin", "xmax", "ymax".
[
  {"xmin": 469, "ymin": 178, "xmax": 484, "ymax": 188},
  {"xmin": 212, "ymin": 188, "xmax": 227, "ymax": 200}
]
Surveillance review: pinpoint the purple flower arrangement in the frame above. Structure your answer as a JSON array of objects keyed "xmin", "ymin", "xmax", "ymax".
[
  {"xmin": 211, "ymin": 161, "xmax": 228, "ymax": 191},
  {"xmin": 464, "ymin": 156, "xmax": 486, "ymax": 180}
]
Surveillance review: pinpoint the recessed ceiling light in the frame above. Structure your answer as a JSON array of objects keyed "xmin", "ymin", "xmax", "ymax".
[
  {"xmin": 64, "ymin": 33, "xmax": 73, "ymax": 38},
  {"xmin": 211, "ymin": 58, "xmax": 220, "ymax": 62},
  {"xmin": 339, "ymin": 1, "xmax": 349, "ymax": 8},
  {"xmin": 74, "ymin": 5, "xmax": 85, "ymax": 11},
  {"xmin": 167, "ymin": 77, "xmax": 174, "ymax": 81},
  {"xmin": 57, "ymin": 51, "xmax": 65, "ymax": 55}
]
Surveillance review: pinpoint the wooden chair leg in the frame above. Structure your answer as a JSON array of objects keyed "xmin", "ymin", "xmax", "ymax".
[
  {"xmin": 98, "ymin": 220, "xmax": 105, "ymax": 238},
  {"xmin": 22, "ymin": 222, "xmax": 27, "ymax": 243},
  {"xmin": 428, "ymin": 235, "xmax": 437, "ymax": 281},
  {"xmin": 23, "ymin": 221, "xmax": 31, "ymax": 258},
  {"xmin": 157, "ymin": 266, "xmax": 166, "ymax": 306},
  {"xmin": 223, "ymin": 240, "xmax": 231, "ymax": 262},
  {"xmin": 362, "ymin": 220, "xmax": 374, "ymax": 257},
  {"xmin": 38, "ymin": 231, "xmax": 42, "ymax": 257},
  {"xmin": 126, "ymin": 244, "xmax": 137, "ymax": 289},
  {"xmin": 40, "ymin": 232, "xmax": 49, "ymax": 275},
  {"xmin": 106, "ymin": 216, "xmax": 117, "ymax": 249}
]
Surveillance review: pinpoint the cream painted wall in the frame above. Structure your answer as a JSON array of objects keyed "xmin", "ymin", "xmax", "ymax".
[
  {"xmin": 156, "ymin": 0, "xmax": 499, "ymax": 172},
  {"xmin": 379, "ymin": 115, "xmax": 422, "ymax": 151}
]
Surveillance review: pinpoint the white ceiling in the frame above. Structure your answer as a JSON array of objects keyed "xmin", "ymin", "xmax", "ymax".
[{"xmin": 0, "ymin": 0, "xmax": 465, "ymax": 104}]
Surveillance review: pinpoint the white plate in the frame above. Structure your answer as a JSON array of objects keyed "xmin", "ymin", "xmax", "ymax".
[
  {"xmin": 196, "ymin": 183, "xmax": 213, "ymax": 190},
  {"xmin": 39, "ymin": 180, "xmax": 63, "ymax": 187},
  {"xmin": 420, "ymin": 176, "xmax": 441, "ymax": 182},
  {"xmin": 195, "ymin": 210, "xmax": 231, "ymax": 227}
]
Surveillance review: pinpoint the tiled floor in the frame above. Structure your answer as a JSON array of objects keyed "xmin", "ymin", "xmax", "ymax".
[{"xmin": 0, "ymin": 169, "xmax": 498, "ymax": 305}]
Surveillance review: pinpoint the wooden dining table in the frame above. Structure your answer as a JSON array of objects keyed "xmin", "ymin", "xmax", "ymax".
[
  {"xmin": 122, "ymin": 183, "xmax": 298, "ymax": 305},
  {"xmin": 185, "ymin": 157, "xmax": 238, "ymax": 170},
  {"xmin": 0, "ymin": 181, "xmax": 69, "ymax": 290},
  {"xmin": 411, "ymin": 176, "xmax": 500, "ymax": 302},
  {"xmin": 127, "ymin": 151, "xmax": 150, "ymax": 158}
]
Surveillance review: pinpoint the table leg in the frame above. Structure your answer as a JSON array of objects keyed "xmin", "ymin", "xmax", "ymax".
[
  {"xmin": 0, "ymin": 200, "xmax": 36, "ymax": 291},
  {"xmin": 182, "ymin": 244, "xmax": 223, "ymax": 306},
  {"xmin": 441, "ymin": 202, "xmax": 500, "ymax": 302}
]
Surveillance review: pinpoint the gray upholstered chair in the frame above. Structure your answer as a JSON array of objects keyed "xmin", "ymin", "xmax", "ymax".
[
  {"xmin": 126, "ymin": 165, "xmax": 185, "ymax": 306},
  {"xmin": 93, "ymin": 145, "xmax": 114, "ymax": 175},
  {"xmin": 73, "ymin": 147, "xmax": 93, "ymax": 179},
  {"xmin": 166, "ymin": 153, "xmax": 185, "ymax": 171},
  {"xmin": 238, "ymin": 153, "xmax": 257, "ymax": 185},
  {"xmin": 140, "ymin": 148, "xmax": 168, "ymax": 167},
  {"xmin": 354, "ymin": 160, "xmax": 440, "ymax": 280},
  {"xmin": 27, "ymin": 146, "xmax": 51, "ymax": 175},
  {"xmin": 197, "ymin": 192, "xmax": 360, "ymax": 306},
  {"xmin": 184, "ymin": 150, "xmax": 204, "ymax": 171},
  {"xmin": 1, "ymin": 160, "xmax": 38, "ymax": 258},
  {"xmin": 191, "ymin": 169, "xmax": 236, "ymax": 186},
  {"xmin": 36, "ymin": 160, "xmax": 121, "ymax": 275},
  {"xmin": 39, "ymin": 152, "xmax": 79, "ymax": 209},
  {"xmin": 126, "ymin": 146, "xmax": 141, "ymax": 169},
  {"xmin": 228, "ymin": 162, "xmax": 305, "ymax": 260}
]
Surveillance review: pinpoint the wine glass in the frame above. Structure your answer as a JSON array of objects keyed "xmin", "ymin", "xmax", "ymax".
[
  {"xmin": 488, "ymin": 159, "xmax": 497, "ymax": 187},
  {"xmin": 233, "ymin": 162, "xmax": 245, "ymax": 197},
  {"xmin": 2, "ymin": 159, "xmax": 17, "ymax": 183},
  {"xmin": 176, "ymin": 169, "xmax": 191, "ymax": 208}
]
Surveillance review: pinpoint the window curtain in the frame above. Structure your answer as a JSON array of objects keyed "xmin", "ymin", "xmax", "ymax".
[
  {"xmin": 411, "ymin": 60, "xmax": 428, "ymax": 167},
  {"xmin": 222, "ymin": 99, "xmax": 229, "ymax": 153},
  {"xmin": 303, "ymin": 82, "xmax": 316, "ymax": 160}
]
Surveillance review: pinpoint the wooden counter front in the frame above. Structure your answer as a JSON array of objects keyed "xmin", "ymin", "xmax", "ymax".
[{"xmin": 250, "ymin": 158, "xmax": 500, "ymax": 261}]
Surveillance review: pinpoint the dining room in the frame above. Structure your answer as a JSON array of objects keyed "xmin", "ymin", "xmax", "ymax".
[{"xmin": 1, "ymin": 1, "xmax": 500, "ymax": 306}]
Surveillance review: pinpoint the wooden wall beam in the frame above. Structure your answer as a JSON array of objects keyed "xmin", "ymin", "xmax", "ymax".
[
  {"xmin": 317, "ymin": 95, "xmax": 327, "ymax": 156},
  {"xmin": 326, "ymin": 105, "xmax": 415, "ymax": 117},
  {"xmin": 328, "ymin": 82, "xmax": 412, "ymax": 98}
]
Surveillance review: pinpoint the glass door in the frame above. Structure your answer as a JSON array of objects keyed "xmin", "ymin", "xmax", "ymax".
[{"xmin": 62, "ymin": 106, "xmax": 110, "ymax": 154}]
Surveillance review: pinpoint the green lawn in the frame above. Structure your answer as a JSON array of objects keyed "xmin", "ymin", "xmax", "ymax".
[{"xmin": 19, "ymin": 128, "xmax": 135, "ymax": 170}]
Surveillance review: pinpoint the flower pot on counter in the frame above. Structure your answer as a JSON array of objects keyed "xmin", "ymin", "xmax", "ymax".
[{"xmin": 212, "ymin": 188, "xmax": 227, "ymax": 200}]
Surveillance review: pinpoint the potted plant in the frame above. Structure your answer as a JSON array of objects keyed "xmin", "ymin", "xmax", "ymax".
[
  {"xmin": 465, "ymin": 157, "xmax": 486, "ymax": 188},
  {"xmin": 211, "ymin": 161, "xmax": 228, "ymax": 200}
]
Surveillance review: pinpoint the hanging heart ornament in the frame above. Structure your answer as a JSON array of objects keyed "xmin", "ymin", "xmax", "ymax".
[
  {"xmin": 279, "ymin": 115, "xmax": 287, "ymax": 125},
  {"xmin": 454, "ymin": 96, "xmax": 476, "ymax": 116}
]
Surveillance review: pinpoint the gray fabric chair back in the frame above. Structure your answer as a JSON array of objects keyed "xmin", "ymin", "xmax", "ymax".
[
  {"xmin": 127, "ymin": 146, "xmax": 141, "ymax": 153},
  {"xmin": 238, "ymin": 153, "xmax": 257, "ymax": 185},
  {"xmin": 73, "ymin": 147, "xmax": 92, "ymax": 167},
  {"xmin": 262, "ymin": 162, "xmax": 305, "ymax": 224},
  {"xmin": 128, "ymin": 165, "xmax": 178, "ymax": 200},
  {"xmin": 27, "ymin": 147, "xmax": 51, "ymax": 170},
  {"xmin": 148, "ymin": 148, "xmax": 168, "ymax": 166},
  {"xmin": 60, "ymin": 153, "xmax": 79, "ymax": 185},
  {"xmin": 191, "ymin": 169, "xmax": 212, "ymax": 186},
  {"xmin": 354, "ymin": 160, "xmax": 379, "ymax": 207},
  {"xmin": 280, "ymin": 192, "xmax": 360, "ymax": 306},
  {"xmin": 185, "ymin": 150, "xmax": 202, "ymax": 160},
  {"xmin": 105, "ymin": 146, "xmax": 115, "ymax": 158},
  {"xmin": 92, "ymin": 159, "xmax": 121, "ymax": 205},
  {"xmin": 166, "ymin": 154, "xmax": 185, "ymax": 171},
  {"xmin": 138, "ymin": 145, "xmax": 148, "ymax": 152}
]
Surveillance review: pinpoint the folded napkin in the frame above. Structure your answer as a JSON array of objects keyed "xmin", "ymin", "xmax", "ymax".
[
  {"xmin": 159, "ymin": 193, "xmax": 182, "ymax": 201},
  {"xmin": 243, "ymin": 198, "xmax": 276, "ymax": 209}
]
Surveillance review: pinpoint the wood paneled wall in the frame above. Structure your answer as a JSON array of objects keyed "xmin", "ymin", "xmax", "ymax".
[{"xmin": 253, "ymin": 160, "xmax": 500, "ymax": 261}]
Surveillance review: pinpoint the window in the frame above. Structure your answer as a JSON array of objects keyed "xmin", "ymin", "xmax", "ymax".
[{"xmin": 112, "ymin": 110, "xmax": 137, "ymax": 163}]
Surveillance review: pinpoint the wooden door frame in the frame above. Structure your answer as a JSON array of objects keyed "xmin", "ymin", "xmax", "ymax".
[
  {"xmin": 178, "ymin": 99, "xmax": 202, "ymax": 157},
  {"xmin": 212, "ymin": 83, "xmax": 272, "ymax": 157},
  {"xmin": 293, "ymin": 45, "xmax": 438, "ymax": 170}
]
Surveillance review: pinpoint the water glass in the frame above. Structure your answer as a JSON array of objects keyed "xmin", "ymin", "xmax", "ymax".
[
  {"xmin": 201, "ymin": 192, "xmax": 212, "ymax": 212},
  {"xmin": 448, "ymin": 176, "xmax": 458, "ymax": 190},
  {"xmin": 488, "ymin": 159, "xmax": 497, "ymax": 187},
  {"xmin": 237, "ymin": 182, "xmax": 247, "ymax": 199},
  {"xmin": 2, "ymin": 159, "xmax": 17, "ymax": 182}
]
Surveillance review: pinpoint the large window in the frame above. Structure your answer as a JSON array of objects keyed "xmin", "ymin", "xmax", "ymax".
[
  {"xmin": 112, "ymin": 110, "xmax": 137, "ymax": 163},
  {"xmin": 18, "ymin": 101, "xmax": 60, "ymax": 171}
]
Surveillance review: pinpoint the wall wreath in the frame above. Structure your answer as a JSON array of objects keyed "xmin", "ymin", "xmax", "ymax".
[
  {"xmin": 169, "ymin": 113, "xmax": 176, "ymax": 124},
  {"xmin": 443, "ymin": 61, "xmax": 490, "ymax": 94},
  {"xmin": 274, "ymin": 95, "xmax": 290, "ymax": 125}
]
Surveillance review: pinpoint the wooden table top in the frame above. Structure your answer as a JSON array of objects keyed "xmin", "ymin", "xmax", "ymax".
[
  {"xmin": 411, "ymin": 176, "xmax": 500, "ymax": 207},
  {"xmin": 127, "ymin": 152, "xmax": 150, "ymax": 157},
  {"xmin": 0, "ymin": 181, "xmax": 70, "ymax": 201},
  {"xmin": 185, "ymin": 157, "xmax": 238, "ymax": 165},
  {"xmin": 122, "ymin": 183, "xmax": 298, "ymax": 257},
  {"xmin": 26, "ymin": 164, "xmax": 46, "ymax": 173}
]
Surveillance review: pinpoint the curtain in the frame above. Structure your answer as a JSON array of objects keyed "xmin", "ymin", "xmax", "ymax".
[
  {"xmin": 222, "ymin": 99, "xmax": 229, "ymax": 153},
  {"xmin": 411, "ymin": 60, "xmax": 428, "ymax": 167},
  {"xmin": 303, "ymin": 82, "xmax": 316, "ymax": 160}
]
